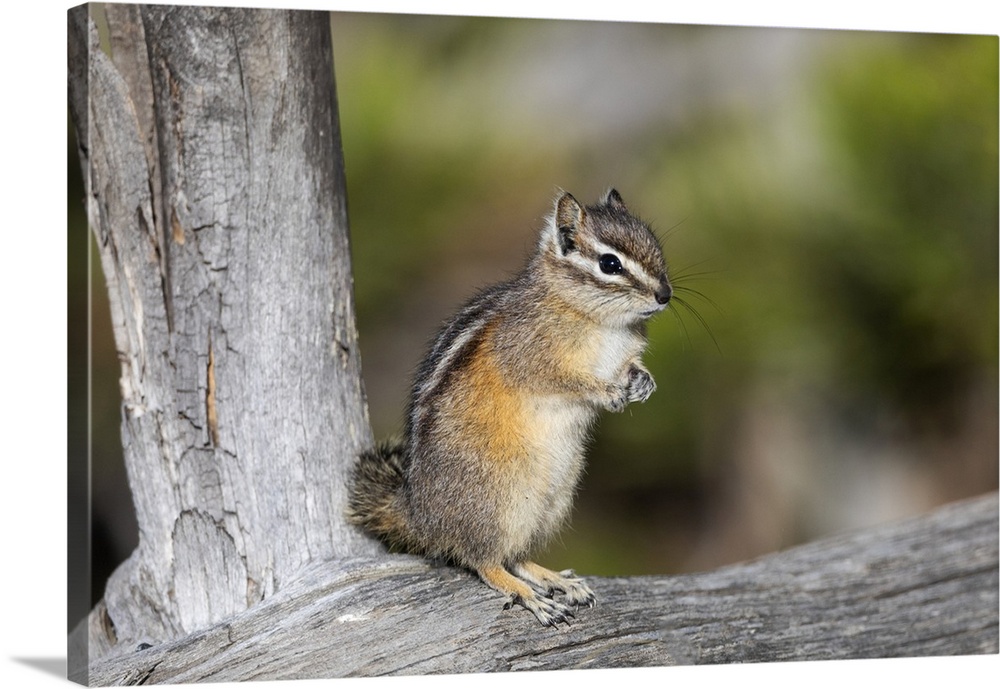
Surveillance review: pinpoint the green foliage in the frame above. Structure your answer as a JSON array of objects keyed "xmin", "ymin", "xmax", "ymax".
[
  {"xmin": 811, "ymin": 35, "xmax": 999, "ymax": 427},
  {"xmin": 334, "ymin": 18, "xmax": 998, "ymax": 575}
]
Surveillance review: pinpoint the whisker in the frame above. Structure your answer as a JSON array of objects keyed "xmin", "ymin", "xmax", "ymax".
[
  {"xmin": 670, "ymin": 257, "xmax": 716, "ymax": 274},
  {"xmin": 673, "ymin": 285, "xmax": 724, "ymax": 314},
  {"xmin": 670, "ymin": 269, "xmax": 720, "ymax": 283},
  {"xmin": 672, "ymin": 295, "xmax": 722, "ymax": 354},
  {"xmin": 654, "ymin": 216, "xmax": 689, "ymax": 244},
  {"xmin": 670, "ymin": 258, "xmax": 723, "ymax": 285},
  {"xmin": 667, "ymin": 299, "xmax": 693, "ymax": 351}
]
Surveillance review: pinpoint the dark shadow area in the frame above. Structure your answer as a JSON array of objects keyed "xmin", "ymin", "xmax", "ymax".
[{"xmin": 12, "ymin": 657, "xmax": 67, "ymax": 679}]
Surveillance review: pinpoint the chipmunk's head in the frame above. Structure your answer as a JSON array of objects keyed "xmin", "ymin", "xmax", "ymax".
[{"xmin": 538, "ymin": 189, "xmax": 671, "ymax": 324}]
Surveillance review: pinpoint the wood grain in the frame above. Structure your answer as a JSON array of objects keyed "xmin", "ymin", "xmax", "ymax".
[
  {"xmin": 82, "ymin": 493, "xmax": 998, "ymax": 684},
  {"xmin": 68, "ymin": 4, "xmax": 378, "ymax": 665}
]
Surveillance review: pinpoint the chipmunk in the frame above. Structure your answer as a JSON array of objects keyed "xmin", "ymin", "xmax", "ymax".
[{"xmin": 349, "ymin": 189, "xmax": 671, "ymax": 627}]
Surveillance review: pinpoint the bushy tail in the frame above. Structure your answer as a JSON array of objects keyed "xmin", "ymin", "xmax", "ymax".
[{"xmin": 348, "ymin": 440, "xmax": 417, "ymax": 551}]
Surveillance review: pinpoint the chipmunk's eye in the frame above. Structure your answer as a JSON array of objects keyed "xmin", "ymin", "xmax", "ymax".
[{"xmin": 598, "ymin": 253, "xmax": 623, "ymax": 275}]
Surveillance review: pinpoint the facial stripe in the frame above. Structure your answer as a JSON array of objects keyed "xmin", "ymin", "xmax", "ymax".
[{"xmin": 562, "ymin": 237, "xmax": 664, "ymax": 294}]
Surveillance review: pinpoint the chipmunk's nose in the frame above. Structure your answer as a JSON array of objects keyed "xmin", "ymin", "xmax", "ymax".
[{"xmin": 655, "ymin": 281, "xmax": 672, "ymax": 305}]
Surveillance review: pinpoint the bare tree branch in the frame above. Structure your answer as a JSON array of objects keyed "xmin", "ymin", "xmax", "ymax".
[{"xmin": 81, "ymin": 493, "xmax": 997, "ymax": 684}]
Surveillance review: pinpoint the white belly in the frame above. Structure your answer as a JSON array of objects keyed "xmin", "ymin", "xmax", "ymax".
[{"xmin": 501, "ymin": 396, "xmax": 596, "ymax": 554}]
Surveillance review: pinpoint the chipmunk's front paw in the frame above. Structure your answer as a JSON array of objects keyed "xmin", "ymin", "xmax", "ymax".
[
  {"xmin": 506, "ymin": 592, "xmax": 576, "ymax": 628},
  {"xmin": 604, "ymin": 383, "xmax": 630, "ymax": 413},
  {"xmin": 625, "ymin": 364, "xmax": 656, "ymax": 404}
]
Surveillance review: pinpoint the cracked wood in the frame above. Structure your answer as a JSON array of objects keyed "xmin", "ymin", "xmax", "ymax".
[
  {"xmin": 68, "ymin": 4, "xmax": 379, "ymax": 669},
  {"xmin": 80, "ymin": 493, "xmax": 998, "ymax": 683}
]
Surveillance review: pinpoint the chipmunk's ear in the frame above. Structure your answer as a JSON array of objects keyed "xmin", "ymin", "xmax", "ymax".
[
  {"xmin": 603, "ymin": 188, "xmax": 627, "ymax": 211},
  {"xmin": 554, "ymin": 192, "xmax": 585, "ymax": 255}
]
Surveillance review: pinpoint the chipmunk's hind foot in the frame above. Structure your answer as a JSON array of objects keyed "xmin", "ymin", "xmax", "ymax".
[
  {"xmin": 511, "ymin": 561, "xmax": 597, "ymax": 608},
  {"xmin": 477, "ymin": 565, "xmax": 576, "ymax": 628}
]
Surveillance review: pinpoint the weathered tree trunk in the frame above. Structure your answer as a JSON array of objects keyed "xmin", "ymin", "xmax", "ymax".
[{"xmin": 68, "ymin": 3, "xmax": 378, "ymax": 677}]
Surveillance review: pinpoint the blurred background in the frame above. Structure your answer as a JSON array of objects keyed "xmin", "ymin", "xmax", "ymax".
[{"xmin": 71, "ymin": 10, "xmax": 997, "ymax": 604}]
